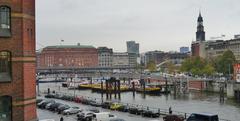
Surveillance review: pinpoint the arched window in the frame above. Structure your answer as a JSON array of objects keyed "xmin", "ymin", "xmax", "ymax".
[
  {"xmin": 0, "ymin": 96, "xmax": 12, "ymax": 121},
  {"xmin": 0, "ymin": 51, "xmax": 11, "ymax": 82},
  {"xmin": 0, "ymin": 6, "xmax": 11, "ymax": 37}
]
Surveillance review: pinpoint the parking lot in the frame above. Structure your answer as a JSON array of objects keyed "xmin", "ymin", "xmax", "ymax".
[{"xmin": 37, "ymin": 97, "xmax": 163, "ymax": 121}]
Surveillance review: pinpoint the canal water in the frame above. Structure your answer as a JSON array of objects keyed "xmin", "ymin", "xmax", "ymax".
[{"xmin": 39, "ymin": 83, "xmax": 240, "ymax": 121}]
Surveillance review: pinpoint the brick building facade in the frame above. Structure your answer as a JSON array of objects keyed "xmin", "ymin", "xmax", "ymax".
[
  {"xmin": 38, "ymin": 45, "xmax": 98, "ymax": 68},
  {"xmin": 188, "ymin": 80, "xmax": 206, "ymax": 91},
  {"xmin": 0, "ymin": 1, "xmax": 37, "ymax": 121}
]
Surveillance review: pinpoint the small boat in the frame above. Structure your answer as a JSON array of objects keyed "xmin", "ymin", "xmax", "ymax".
[{"xmin": 136, "ymin": 84, "xmax": 161, "ymax": 94}]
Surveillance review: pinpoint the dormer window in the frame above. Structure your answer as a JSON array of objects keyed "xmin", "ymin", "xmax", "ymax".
[{"xmin": 0, "ymin": 6, "xmax": 11, "ymax": 37}]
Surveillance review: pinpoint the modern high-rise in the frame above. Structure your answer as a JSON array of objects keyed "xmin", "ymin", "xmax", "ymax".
[
  {"xmin": 127, "ymin": 41, "xmax": 139, "ymax": 55},
  {"xmin": 180, "ymin": 47, "xmax": 190, "ymax": 53},
  {"xmin": 127, "ymin": 41, "xmax": 139, "ymax": 67},
  {"xmin": 0, "ymin": 1, "xmax": 37, "ymax": 121}
]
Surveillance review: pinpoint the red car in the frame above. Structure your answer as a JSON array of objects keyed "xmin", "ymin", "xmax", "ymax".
[{"xmin": 74, "ymin": 96, "xmax": 83, "ymax": 103}]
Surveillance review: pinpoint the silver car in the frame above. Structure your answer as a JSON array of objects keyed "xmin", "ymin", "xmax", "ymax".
[
  {"xmin": 77, "ymin": 111, "xmax": 94, "ymax": 121},
  {"xmin": 63, "ymin": 107, "xmax": 82, "ymax": 115}
]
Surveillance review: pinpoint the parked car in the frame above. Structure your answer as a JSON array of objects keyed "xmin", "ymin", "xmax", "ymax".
[
  {"xmin": 57, "ymin": 104, "xmax": 70, "ymax": 114},
  {"xmin": 89, "ymin": 100, "xmax": 102, "ymax": 107},
  {"xmin": 101, "ymin": 101, "xmax": 113, "ymax": 109},
  {"xmin": 61, "ymin": 95, "xmax": 75, "ymax": 101},
  {"xmin": 45, "ymin": 94, "xmax": 55, "ymax": 98},
  {"xmin": 186, "ymin": 113, "xmax": 219, "ymax": 121},
  {"xmin": 92, "ymin": 112, "xmax": 117, "ymax": 121},
  {"xmin": 74, "ymin": 96, "xmax": 83, "ymax": 103},
  {"xmin": 54, "ymin": 94, "xmax": 63, "ymax": 99},
  {"xmin": 85, "ymin": 108, "xmax": 100, "ymax": 113},
  {"xmin": 77, "ymin": 111, "xmax": 94, "ymax": 121},
  {"xmin": 129, "ymin": 106, "xmax": 138, "ymax": 114},
  {"xmin": 49, "ymin": 102, "xmax": 64, "ymax": 111},
  {"xmin": 117, "ymin": 105, "xmax": 129, "ymax": 112},
  {"xmin": 36, "ymin": 99, "xmax": 44, "ymax": 104},
  {"xmin": 110, "ymin": 103, "xmax": 122, "ymax": 110},
  {"xmin": 45, "ymin": 102, "xmax": 56, "ymax": 110},
  {"xmin": 142, "ymin": 109, "xmax": 160, "ymax": 118},
  {"xmin": 110, "ymin": 118, "xmax": 126, "ymax": 121},
  {"xmin": 81, "ymin": 98, "xmax": 91, "ymax": 105},
  {"xmin": 129, "ymin": 106, "xmax": 144, "ymax": 115},
  {"xmin": 38, "ymin": 100, "xmax": 55, "ymax": 109},
  {"xmin": 163, "ymin": 114, "xmax": 184, "ymax": 121},
  {"xmin": 63, "ymin": 107, "xmax": 82, "ymax": 115}
]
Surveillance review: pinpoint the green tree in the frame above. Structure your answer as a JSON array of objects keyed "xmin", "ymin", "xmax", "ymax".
[
  {"xmin": 180, "ymin": 57, "xmax": 192, "ymax": 72},
  {"xmin": 166, "ymin": 62, "xmax": 176, "ymax": 74},
  {"xmin": 215, "ymin": 50, "xmax": 236, "ymax": 75},
  {"xmin": 147, "ymin": 60, "xmax": 157, "ymax": 72},
  {"xmin": 180, "ymin": 56, "xmax": 215, "ymax": 76},
  {"xmin": 202, "ymin": 63, "xmax": 215, "ymax": 76}
]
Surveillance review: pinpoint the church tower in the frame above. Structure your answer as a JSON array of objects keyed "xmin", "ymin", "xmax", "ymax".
[
  {"xmin": 196, "ymin": 12, "xmax": 205, "ymax": 41},
  {"xmin": 0, "ymin": 0, "xmax": 37, "ymax": 121}
]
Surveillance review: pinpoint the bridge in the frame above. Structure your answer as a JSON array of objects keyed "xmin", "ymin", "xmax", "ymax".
[{"xmin": 37, "ymin": 66, "xmax": 137, "ymax": 74}]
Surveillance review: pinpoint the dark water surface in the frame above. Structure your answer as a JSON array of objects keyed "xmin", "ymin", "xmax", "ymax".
[{"xmin": 39, "ymin": 83, "xmax": 240, "ymax": 121}]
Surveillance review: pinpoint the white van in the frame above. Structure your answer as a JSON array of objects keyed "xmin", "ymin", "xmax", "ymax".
[{"xmin": 92, "ymin": 112, "xmax": 117, "ymax": 121}]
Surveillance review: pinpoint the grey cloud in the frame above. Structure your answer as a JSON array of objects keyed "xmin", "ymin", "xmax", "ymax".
[{"xmin": 36, "ymin": 0, "xmax": 240, "ymax": 52}]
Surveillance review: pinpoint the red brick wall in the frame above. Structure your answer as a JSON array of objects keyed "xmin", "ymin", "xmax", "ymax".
[
  {"xmin": 39, "ymin": 47, "xmax": 98, "ymax": 68},
  {"xmin": 0, "ymin": 0, "xmax": 37, "ymax": 121},
  {"xmin": 191, "ymin": 43, "xmax": 200, "ymax": 57},
  {"xmin": 189, "ymin": 80, "xmax": 205, "ymax": 90}
]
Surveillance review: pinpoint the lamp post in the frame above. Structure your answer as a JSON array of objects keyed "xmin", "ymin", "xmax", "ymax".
[
  {"xmin": 228, "ymin": 63, "xmax": 231, "ymax": 81},
  {"xmin": 71, "ymin": 64, "xmax": 76, "ymax": 97},
  {"xmin": 73, "ymin": 73, "xmax": 76, "ymax": 97},
  {"xmin": 165, "ymin": 75, "xmax": 168, "ymax": 94}
]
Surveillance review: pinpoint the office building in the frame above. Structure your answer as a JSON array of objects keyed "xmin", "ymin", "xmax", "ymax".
[{"xmin": 97, "ymin": 47, "xmax": 113, "ymax": 67}]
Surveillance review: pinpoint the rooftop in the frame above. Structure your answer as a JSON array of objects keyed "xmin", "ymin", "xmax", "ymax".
[{"xmin": 45, "ymin": 45, "xmax": 95, "ymax": 49}]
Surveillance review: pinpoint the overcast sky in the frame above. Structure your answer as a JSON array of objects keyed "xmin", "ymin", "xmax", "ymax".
[{"xmin": 36, "ymin": 0, "xmax": 240, "ymax": 53}]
